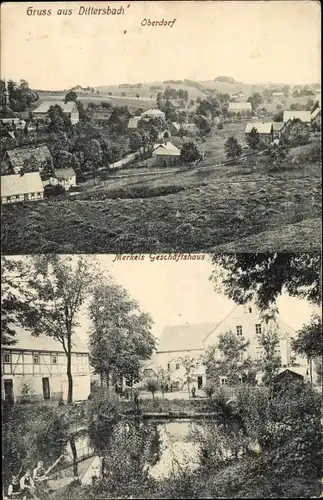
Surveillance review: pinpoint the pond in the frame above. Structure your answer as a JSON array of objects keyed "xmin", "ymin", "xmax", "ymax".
[{"xmin": 80, "ymin": 419, "xmax": 207, "ymax": 485}]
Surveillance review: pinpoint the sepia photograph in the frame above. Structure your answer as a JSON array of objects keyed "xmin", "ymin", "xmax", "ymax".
[
  {"xmin": 1, "ymin": 253, "xmax": 322, "ymax": 499},
  {"xmin": 0, "ymin": 0, "xmax": 321, "ymax": 254}
]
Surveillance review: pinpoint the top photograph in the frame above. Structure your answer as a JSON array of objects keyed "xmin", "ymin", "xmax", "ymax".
[{"xmin": 0, "ymin": 0, "xmax": 321, "ymax": 255}]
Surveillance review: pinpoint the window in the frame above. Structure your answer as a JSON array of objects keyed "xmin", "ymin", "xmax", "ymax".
[
  {"xmin": 236, "ymin": 325, "xmax": 243, "ymax": 336},
  {"xmin": 4, "ymin": 353, "xmax": 11, "ymax": 364},
  {"xmin": 33, "ymin": 354, "xmax": 40, "ymax": 364},
  {"xmin": 255, "ymin": 324, "xmax": 262, "ymax": 335},
  {"xmin": 175, "ymin": 363, "xmax": 180, "ymax": 370},
  {"xmin": 248, "ymin": 307, "xmax": 252, "ymax": 313},
  {"xmin": 52, "ymin": 354, "xmax": 57, "ymax": 364}
]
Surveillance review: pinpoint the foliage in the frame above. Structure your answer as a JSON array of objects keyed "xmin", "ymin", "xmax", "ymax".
[
  {"xmin": 180, "ymin": 141, "xmax": 201, "ymax": 164},
  {"xmin": 145, "ymin": 378, "xmax": 160, "ymax": 400},
  {"xmin": 18, "ymin": 255, "xmax": 99, "ymax": 404},
  {"xmin": 257, "ymin": 326, "xmax": 281, "ymax": 388},
  {"xmin": 292, "ymin": 315, "xmax": 323, "ymax": 385},
  {"xmin": 292, "ymin": 314, "xmax": 322, "ymax": 360},
  {"xmin": 246, "ymin": 127, "xmax": 260, "ymax": 151},
  {"xmin": 210, "ymin": 254, "xmax": 321, "ymax": 315},
  {"xmin": 89, "ymin": 281, "xmax": 155, "ymax": 388},
  {"xmin": 224, "ymin": 136, "xmax": 242, "ymax": 160},
  {"xmin": 204, "ymin": 331, "xmax": 254, "ymax": 388},
  {"xmin": 64, "ymin": 91, "xmax": 77, "ymax": 103},
  {"xmin": 2, "ymin": 404, "xmax": 71, "ymax": 488},
  {"xmin": 264, "ymin": 143, "xmax": 289, "ymax": 171},
  {"xmin": 0, "ymin": 78, "xmax": 38, "ymax": 112},
  {"xmin": 284, "ymin": 119, "xmax": 310, "ymax": 147},
  {"xmin": 47, "ymin": 104, "xmax": 72, "ymax": 133},
  {"xmin": 1, "ymin": 257, "xmax": 33, "ymax": 345},
  {"xmin": 247, "ymin": 92, "xmax": 263, "ymax": 111}
]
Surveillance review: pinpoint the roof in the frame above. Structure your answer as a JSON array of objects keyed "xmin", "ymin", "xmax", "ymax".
[
  {"xmin": 272, "ymin": 122, "xmax": 285, "ymax": 131},
  {"xmin": 0, "ymin": 107, "xmax": 18, "ymax": 119},
  {"xmin": 128, "ymin": 117, "xmax": 141, "ymax": 129},
  {"xmin": 272, "ymin": 92, "xmax": 284, "ymax": 96},
  {"xmin": 154, "ymin": 142, "xmax": 181, "ymax": 156},
  {"xmin": 91, "ymin": 110, "xmax": 112, "ymax": 120},
  {"xmin": 1, "ymin": 172, "xmax": 44, "ymax": 198},
  {"xmin": 157, "ymin": 323, "xmax": 218, "ymax": 352},
  {"xmin": 245, "ymin": 122, "xmax": 273, "ymax": 134},
  {"xmin": 142, "ymin": 108, "xmax": 165, "ymax": 116},
  {"xmin": 171, "ymin": 122, "xmax": 181, "ymax": 131},
  {"xmin": 311, "ymin": 107, "xmax": 321, "ymax": 120},
  {"xmin": 228, "ymin": 102, "xmax": 252, "ymax": 111},
  {"xmin": 5, "ymin": 145, "xmax": 52, "ymax": 169},
  {"xmin": 34, "ymin": 101, "xmax": 77, "ymax": 114},
  {"xmin": 283, "ymin": 111, "xmax": 311, "ymax": 123},
  {"xmin": 2, "ymin": 326, "xmax": 88, "ymax": 354},
  {"xmin": 54, "ymin": 168, "xmax": 76, "ymax": 179}
]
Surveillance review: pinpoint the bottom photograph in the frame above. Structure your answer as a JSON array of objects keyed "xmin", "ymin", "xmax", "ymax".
[{"xmin": 1, "ymin": 253, "xmax": 322, "ymax": 500}]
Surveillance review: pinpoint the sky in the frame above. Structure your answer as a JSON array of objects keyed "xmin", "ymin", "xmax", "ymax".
[
  {"xmin": 72, "ymin": 254, "xmax": 318, "ymax": 347},
  {"xmin": 1, "ymin": 1, "xmax": 321, "ymax": 89}
]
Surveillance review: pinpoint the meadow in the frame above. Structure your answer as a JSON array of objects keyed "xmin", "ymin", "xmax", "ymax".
[{"xmin": 2, "ymin": 135, "xmax": 321, "ymax": 254}]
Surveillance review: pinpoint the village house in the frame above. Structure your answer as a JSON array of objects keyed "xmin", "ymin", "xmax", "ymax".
[
  {"xmin": 152, "ymin": 141, "xmax": 181, "ymax": 166},
  {"xmin": 154, "ymin": 323, "xmax": 218, "ymax": 391},
  {"xmin": 150, "ymin": 304, "xmax": 310, "ymax": 390},
  {"xmin": 1, "ymin": 172, "xmax": 44, "ymax": 204},
  {"xmin": 4, "ymin": 145, "xmax": 52, "ymax": 174},
  {"xmin": 272, "ymin": 122, "xmax": 286, "ymax": 141},
  {"xmin": 310, "ymin": 107, "xmax": 321, "ymax": 128},
  {"xmin": 272, "ymin": 91, "xmax": 285, "ymax": 98},
  {"xmin": 1, "ymin": 327, "xmax": 90, "ymax": 403},
  {"xmin": 169, "ymin": 122, "xmax": 182, "ymax": 136},
  {"xmin": 33, "ymin": 101, "xmax": 79, "ymax": 125},
  {"xmin": 90, "ymin": 109, "xmax": 112, "ymax": 126},
  {"xmin": 245, "ymin": 122, "xmax": 274, "ymax": 144},
  {"xmin": 127, "ymin": 116, "xmax": 142, "ymax": 130},
  {"xmin": 228, "ymin": 102, "xmax": 252, "ymax": 115},
  {"xmin": 142, "ymin": 108, "xmax": 166, "ymax": 120},
  {"xmin": 51, "ymin": 167, "xmax": 77, "ymax": 190},
  {"xmin": 283, "ymin": 110, "xmax": 312, "ymax": 124},
  {"xmin": 0, "ymin": 108, "xmax": 20, "ymax": 126}
]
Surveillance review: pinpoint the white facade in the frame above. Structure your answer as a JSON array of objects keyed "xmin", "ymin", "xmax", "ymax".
[
  {"xmin": 152, "ymin": 305, "xmax": 305, "ymax": 389},
  {"xmin": 1, "ymin": 334, "xmax": 90, "ymax": 402},
  {"xmin": 203, "ymin": 304, "xmax": 296, "ymax": 367}
]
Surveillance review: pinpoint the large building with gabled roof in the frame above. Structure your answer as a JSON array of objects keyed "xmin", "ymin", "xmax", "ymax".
[
  {"xmin": 153, "ymin": 304, "xmax": 304, "ymax": 390},
  {"xmin": 1, "ymin": 172, "xmax": 44, "ymax": 204},
  {"xmin": 1, "ymin": 327, "xmax": 90, "ymax": 403}
]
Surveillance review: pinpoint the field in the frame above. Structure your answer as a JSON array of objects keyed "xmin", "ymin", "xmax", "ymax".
[{"xmin": 2, "ymin": 130, "xmax": 321, "ymax": 254}]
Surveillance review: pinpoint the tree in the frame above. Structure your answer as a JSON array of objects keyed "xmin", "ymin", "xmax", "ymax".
[
  {"xmin": 224, "ymin": 136, "xmax": 242, "ymax": 161},
  {"xmin": 210, "ymin": 254, "xmax": 321, "ymax": 317},
  {"xmin": 179, "ymin": 355, "xmax": 200, "ymax": 398},
  {"xmin": 156, "ymin": 367, "xmax": 170, "ymax": 399},
  {"xmin": 47, "ymin": 105, "xmax": 71, "ymax": 133},
  {"xmin": 1, "ymin": 258, "xmax": 32, "ymax": 345},
  {"xmin": 145, "ymin": 378, "xmax": 159, "ymax": 400},
  {"xmin": 264, "ymin": 143, "xmax": 289, "ymax": 171},
  {"xmin": 257, "ymin": 326, "xmax": 281, "ymax": 390},
  {"xmin": 89, "ymin": 282, "xmax": 155, "ymax": 390},
  {"xmin": 64, "ymin": 91, "xmax": 78, "ymax": 103},
  {"xmin": 292, "ymin": 315, "xmax": 322, "ymax": 387},
  {"xmin": 204, "ymin": 332, "xmax": 253, "ymax": 388},
  {"xmin": 247, "ymin": 92, "xmax": 263, "ymax": 111},
  {"xmin": 194, "ymin": 115, "xmax": 211, "ymax": 136},
  {"xmin": 246, "ymin": 127, "xmax": 260, "ymax": 151},
  {"xmin": 19, "ymin": 255, "xmax": 98, "ymax": 404},
  {"xmin": 180, "ymin": 141, "xmax": 201, "ymax": 164},
  {"xmin": 284, "ymin": 119, "xmax": 310, "ymax": 147}
]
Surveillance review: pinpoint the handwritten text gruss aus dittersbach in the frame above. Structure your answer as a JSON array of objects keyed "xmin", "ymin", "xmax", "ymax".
[{"xmin": 26, "ymin": 6, "xmax": 125, "ymax": 16}]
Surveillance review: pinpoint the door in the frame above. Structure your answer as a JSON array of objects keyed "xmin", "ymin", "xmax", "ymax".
[
  {"xmin": 42, "ymin": 377, "xmax": 50, "ymax": 400},
  {"xmin": 197, "ymin": 376, "xmax": 203, "ymax": 390},
  {"xmin": 4, "ymin": 379, "xmax": 14, "ymax": 402}
]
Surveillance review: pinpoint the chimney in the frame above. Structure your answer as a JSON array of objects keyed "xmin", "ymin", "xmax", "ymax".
[{"xmin": 4, "ymin": 78, "xmax": 10, "ymax": 107}]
